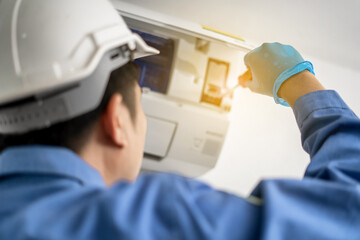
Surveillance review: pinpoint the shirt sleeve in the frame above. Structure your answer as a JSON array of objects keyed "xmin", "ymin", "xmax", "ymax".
[{"xmin": 292, "ymin": 90, "xmax": 360, "ymax": 185}]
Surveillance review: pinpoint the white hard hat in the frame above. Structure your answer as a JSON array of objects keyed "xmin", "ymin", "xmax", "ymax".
[{"xmin": 0, "ymin": 0, "xmax": 159, "ymax": 134}]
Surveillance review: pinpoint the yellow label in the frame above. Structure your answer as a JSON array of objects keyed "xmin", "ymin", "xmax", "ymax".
[{"xmin": 202, "ymin": 25, "xmax": 245, "ymax": 42}]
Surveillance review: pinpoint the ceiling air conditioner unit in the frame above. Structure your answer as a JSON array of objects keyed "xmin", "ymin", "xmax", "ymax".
[{"xmin": 111, "ymin": 1, "xmax": 254, "ymax": 177}]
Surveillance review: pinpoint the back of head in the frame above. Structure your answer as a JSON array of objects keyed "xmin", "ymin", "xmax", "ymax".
[{"xmin": 0, "ymin": 62, "xmax": 140, "ymax": 153}]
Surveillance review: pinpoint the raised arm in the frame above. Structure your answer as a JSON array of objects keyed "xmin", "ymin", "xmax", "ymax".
[{"xmin": 242, "ymin": 43, "xmax": 360, "ymax": 184}]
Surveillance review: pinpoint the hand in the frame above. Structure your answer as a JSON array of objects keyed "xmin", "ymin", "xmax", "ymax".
[{"xmin": 240, "ymin": 42, "xmax": 315, "ymax": 106}]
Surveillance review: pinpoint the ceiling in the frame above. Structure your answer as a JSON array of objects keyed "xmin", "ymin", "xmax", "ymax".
[{"xmin": 119, "ymin": 0, "xmax": 360, "ymax": 71}]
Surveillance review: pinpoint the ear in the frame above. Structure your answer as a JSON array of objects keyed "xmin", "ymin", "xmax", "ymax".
[{"xmin": 101, "ymin": 94, "xmax": 128, "ymax": 148}]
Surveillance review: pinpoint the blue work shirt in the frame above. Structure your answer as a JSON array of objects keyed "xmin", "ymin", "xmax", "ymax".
[{"xmin": 0, "ymin": 90, "xmax": 359, "ymax": 240}]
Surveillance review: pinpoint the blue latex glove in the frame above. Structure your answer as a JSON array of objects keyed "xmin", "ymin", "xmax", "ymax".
[{"xmin": 244, "ymin": 43, "xmax": 315, "ymax": 106}]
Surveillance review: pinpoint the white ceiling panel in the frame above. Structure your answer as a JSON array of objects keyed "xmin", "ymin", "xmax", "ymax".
[{"xmin": 119, "ymin": 0, "xmax": 360, "ymax": 71}]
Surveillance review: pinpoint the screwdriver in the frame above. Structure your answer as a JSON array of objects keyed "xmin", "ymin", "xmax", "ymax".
[{"xmin": 221, "ymin": 70, "xmax": 252, "ymax": 98}]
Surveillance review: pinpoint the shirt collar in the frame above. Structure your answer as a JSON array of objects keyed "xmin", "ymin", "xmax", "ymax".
[{"xmin": 0, "ymin": 145, "xmax": 106, "ymax": 187}]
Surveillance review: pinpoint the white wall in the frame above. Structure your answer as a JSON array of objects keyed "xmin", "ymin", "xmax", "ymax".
[{"xmin": 199, "ymin": 57, "xmax": 360, "ymax": 196}]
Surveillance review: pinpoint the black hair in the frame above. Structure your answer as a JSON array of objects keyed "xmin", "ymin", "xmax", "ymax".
[{"xmin": 0, "ymin": 61, "xmax": 140, "ymax": 153}]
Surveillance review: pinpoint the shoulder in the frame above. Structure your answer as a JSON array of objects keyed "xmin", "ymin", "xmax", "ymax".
[{"xmin": 104, "ymin": 172, "xmax": 212, "ymax": 202}]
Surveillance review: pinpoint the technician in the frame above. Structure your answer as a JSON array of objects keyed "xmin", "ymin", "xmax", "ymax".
[{"xmin": 0, "ymin": 0, "xmax": 359, "ymax": 239}]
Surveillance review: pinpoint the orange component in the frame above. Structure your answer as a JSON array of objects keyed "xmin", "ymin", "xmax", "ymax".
[{"xmin": 238, "ymin": 70, "xmax": 252, "ymax": 88}]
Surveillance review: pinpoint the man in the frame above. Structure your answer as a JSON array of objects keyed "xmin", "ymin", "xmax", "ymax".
[{"xmin": 0, "ymin": 0, "xmax": 359, "ymax": 239}]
